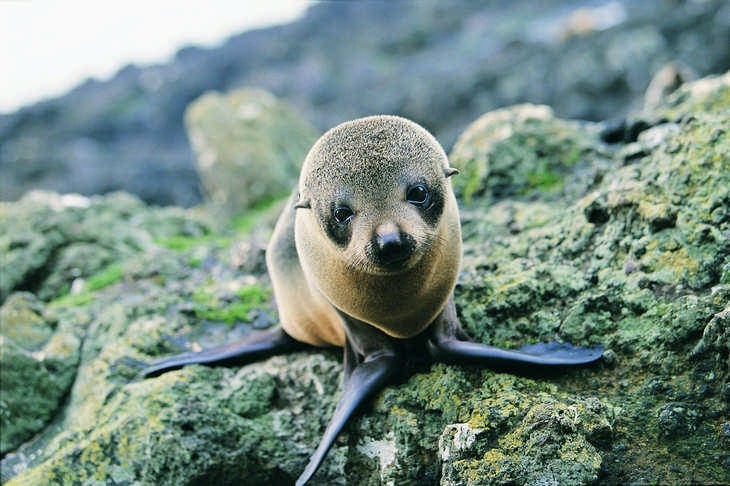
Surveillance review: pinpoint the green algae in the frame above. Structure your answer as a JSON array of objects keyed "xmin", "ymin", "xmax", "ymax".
[
  {"xmin": 192, "ymin": 284, "xmax": 272, "ymax": 325},
  {"xmin": 450, "ymin": 104, "xmax": 612, "ymax": 203},
  {"xmin": 86, "ymin": 263, "xmax": 125, "ymax": 291},
  {"xmin": 48, "ymin": 262, "xmax": 127, "ymax": 308},
  {"xmin": 155, "ymin": 196, "xmax": 285, "ymax": 253},
  {"xmin": 2, "ymin": 74, "xmax": 729, "ymax": 485}
]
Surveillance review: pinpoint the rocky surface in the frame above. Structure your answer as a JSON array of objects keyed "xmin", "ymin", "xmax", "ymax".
[
  {"xmin": 1, "ymin": 0, "xmax": 729, "ymax": 206},
  {"xmin": 1, "ymin": 73, "xmax": 728, "ymax": 484},
  {"xmin": 185, "ymin": 88, "xmax": 319, "ymax": 217}
]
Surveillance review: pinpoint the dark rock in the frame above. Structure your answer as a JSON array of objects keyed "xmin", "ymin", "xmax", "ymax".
[{"xmin": 1, "ymin": 0, "xmax": 728, "ymax": 206}]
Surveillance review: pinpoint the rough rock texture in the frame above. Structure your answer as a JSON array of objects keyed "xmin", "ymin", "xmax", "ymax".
[
  {"xmin": 0, "ymin": 293, "xmax": 81, "ymax": 454},
  {"xmin": 185, "ymin": 88, "xmax": 319, "ymax": 216},
  {"xmin": 1, "ymin": 73, "xmax": 728, "ymax": 485},
  {"xmin": 0, "ymin": 191, "xmax": 211, "ymax": 302}
]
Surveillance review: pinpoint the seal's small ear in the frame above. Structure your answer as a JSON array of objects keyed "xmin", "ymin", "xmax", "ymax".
[
  {"xmin": 444, "ymin": 167, "xmax": 459, "ymax": 178},
  {"xmin": 294, "ymin": 196, "xmax": 311, "ymax": 209}
]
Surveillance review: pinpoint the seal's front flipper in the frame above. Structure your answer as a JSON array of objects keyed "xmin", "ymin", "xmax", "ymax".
[
  {"xmin": 296, "ymin": 351, "xmax": 398, "ymax": 486},
  {"xmin": 429, "ymin": 338, "xmax": 604, "ymax": 366},
  {"xmin": 517, "ymin": 341, "xmax": 604, "ymax": 364},
  {"xmin": 142, "ymin": 326, "xmax": 305, "ymax": 378},
  {"xmin": 428, "ymin": 297, "xmax": 603, "ymax": 367}
]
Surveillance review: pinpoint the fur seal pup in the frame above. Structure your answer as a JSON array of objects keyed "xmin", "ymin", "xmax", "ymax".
[{"xmin": 141, "ymin": 115, "xmax": 603, "ymax": 485}]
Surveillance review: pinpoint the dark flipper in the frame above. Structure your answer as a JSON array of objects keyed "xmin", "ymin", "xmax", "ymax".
[
  {"xmin": 429, "ymin": 296, "xmax": 604, "ymax": 367},
  {"xmin": 295, "ymin": 349, "xmax": 399, "ymax": 486},
  {"xmin": 296, "ymin": 314, "xmax": 401, "ymax": 486},
  {"xmin": 428, "ymin": 338, "xmax": 604, "ymax": 366},
  {"xmin": 142, "ymin": 326, "xmax": 305, "ymax": 378}
]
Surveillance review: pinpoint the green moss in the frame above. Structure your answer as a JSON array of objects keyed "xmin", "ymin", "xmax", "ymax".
[
  {"xmin": 86, "ymin": 263, "xmax": 124, "ymax": 291},
  {"xmin": 156, "ymin": 196, "xmax": 285, "ymax": 253},
  {"xmin": 192, "ymin": 284, "xmax": 271, "ymax": 324},
  {"xmin": 191, "ymin": 287, "xmax": 214, "ymax": 304},
  {"xmin": 49, "ymin": 292, "xmax": 95, "ymax": 307},
  {"xmin": 48, "ymin": 263, "xmax": 125, "ymax": 307},
  {"xmin": 450, "ymin": 104, "xmax": 610, "ymax": 203},
  {"xmin": 525, "ymin": 168, "xmax": 563, "ymax": 192},
  {"xmin": 230, "ymin": 194, "xmax": 287, "ymax": 233},
  {"xmin": 235, "ymin": 285, "xmax": 270, "ymax": 305},
  {"xmin": 155, "ymin": 234, "xmax": 205, "ymax": 251}
]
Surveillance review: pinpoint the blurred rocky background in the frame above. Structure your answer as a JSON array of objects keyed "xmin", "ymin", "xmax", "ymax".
[{"xmin": 1, "ymin": 0, "xmax": 729, "ymax": 206}]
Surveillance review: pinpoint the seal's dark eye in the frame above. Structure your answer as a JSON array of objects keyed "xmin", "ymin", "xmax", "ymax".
[
  {"xmin": 406, "ymin": 184, "xmax": 430, "ymax": 207},
  {"xmin": 333, "ymin": 205, "xmax": 354, "ymax": 224}
]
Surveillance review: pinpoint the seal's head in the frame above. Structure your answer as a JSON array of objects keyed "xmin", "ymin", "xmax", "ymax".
[
  {"xmin": 294, "ymin": 115, "xmax": 461, "ymax": 337},
  {"xmin": 296, "ymin": 115, "xmax": 458, "ymax": 275}
]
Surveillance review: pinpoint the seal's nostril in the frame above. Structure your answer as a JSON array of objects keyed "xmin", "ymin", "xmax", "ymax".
[
  {"xmin": 377, "ymin": 232, "xmax": 401, "ymax": 251},
  {"xmin": 374, "ymin": 232, "xmax": 412, "ymax": 267}
]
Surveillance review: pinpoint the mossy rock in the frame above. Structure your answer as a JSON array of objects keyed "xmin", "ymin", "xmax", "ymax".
[
  {"xmin": 185, "ymin": 88, "xmax": 320, "ymax": 216},
  {"xmin": 0, "ymin": 293, "xmax": 82, "ymax": 453},
  {"xmin": 2, "ymin": 73, "xmax": 729, "ymax": 485},
  {"xmin": 0, "ymin": 191, "xmax": 212, "ymax": 303},
  {"xmin": 449, "ymin": 104, "xmax": 613, "ymax": 203}
]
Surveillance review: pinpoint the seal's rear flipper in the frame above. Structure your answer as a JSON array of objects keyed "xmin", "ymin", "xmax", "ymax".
[
  {"xmin": 142, "ymin": 326, "xmax": 305, "ymax": 378},
  {"xmin": 295, "ymin": 349, "xmax": 398, "ymax": 486},
  {"xmin": 428, "ymin": 338, "xmax": 604, "ymax": 367}
]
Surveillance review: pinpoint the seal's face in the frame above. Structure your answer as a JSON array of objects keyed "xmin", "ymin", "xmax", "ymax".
[
  {"xmin": 297, "ymin": 116, "xmax": 454, "ymax": 276},
  {"xmin": 323, "ymin": 176, "xmax": 444, "ymax": 275}
]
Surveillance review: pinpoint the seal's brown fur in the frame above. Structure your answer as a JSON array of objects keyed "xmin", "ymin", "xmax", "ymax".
[{"xmin": 266, "ymin": 115, "xmax": 461, "ymax": 346}]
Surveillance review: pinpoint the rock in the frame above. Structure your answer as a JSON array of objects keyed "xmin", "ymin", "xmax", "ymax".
[
  {"xmin": 0, "ymin": 293, "xmax": 82, "ymax": 454},
  {"xmin": 185, "ymin": 88, "xmax": 319, "ymax": 216},
  {"xmin": 453, "ymin": 72, "xmax": 729, "ymax": 484},
  {"xmin": 449, "ymin": 104, "xmax": 613, "ymax": 203},
  {"xmin": 2, "ymin": 1, "xmax": 729, "ymax": 207},
  {"xmin": 643, "ymin": 62, "xmax": 696, "ymax": 112},
  {"xmin": 2, "ymin": 72, "xmax": 729, "ymax": 485},
  {"xmin": 439, "ymin": 396, "xmax": 611, "ymax": 485},
  {"xmin": 0, "ymin": 191, "xmax": 212, "ymax": 303}
]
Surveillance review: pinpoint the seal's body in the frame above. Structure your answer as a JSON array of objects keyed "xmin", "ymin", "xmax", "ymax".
[
  {"xmin": 266, "ymin": 193, "xmax": 347, "ymax": 346},
  {"xmin": 141, "ymin": 116, "xmax": 604, "ymax": 486},
  {"xmin": 269, "ymin": 116, "xmax": 461, "ymax": 346}
]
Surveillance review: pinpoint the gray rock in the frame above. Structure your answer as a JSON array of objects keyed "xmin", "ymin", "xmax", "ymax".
[{"xmin": 185, "ymin": 88, "xmax": 318, "ymax": 216}]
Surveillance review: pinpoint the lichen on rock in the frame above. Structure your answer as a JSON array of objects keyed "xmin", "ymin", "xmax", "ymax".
[
  {"xmin": 0, "ymin": 293, "xmax": 82, "ymax": 454},
  {"xmin": 449, "ymin": 104, "xmax": 614, "ymax": 203},
  {"xmin": 2, "ymin": 73, "xmax": 729, "ymax": 485},
  {"xmin": 185, "ymin": 88, "xmax": 320, "ymax": 217}
]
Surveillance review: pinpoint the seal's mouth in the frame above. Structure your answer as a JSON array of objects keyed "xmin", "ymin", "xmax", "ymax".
[{"xmin": 375, "ymin": 252, "xmax": 413, "ymax": 272}]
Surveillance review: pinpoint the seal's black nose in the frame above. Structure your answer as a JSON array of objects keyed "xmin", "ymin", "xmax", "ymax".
[{"xmin": 373, "ymin": 230, "xmax": 414, "ymax": 268}]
